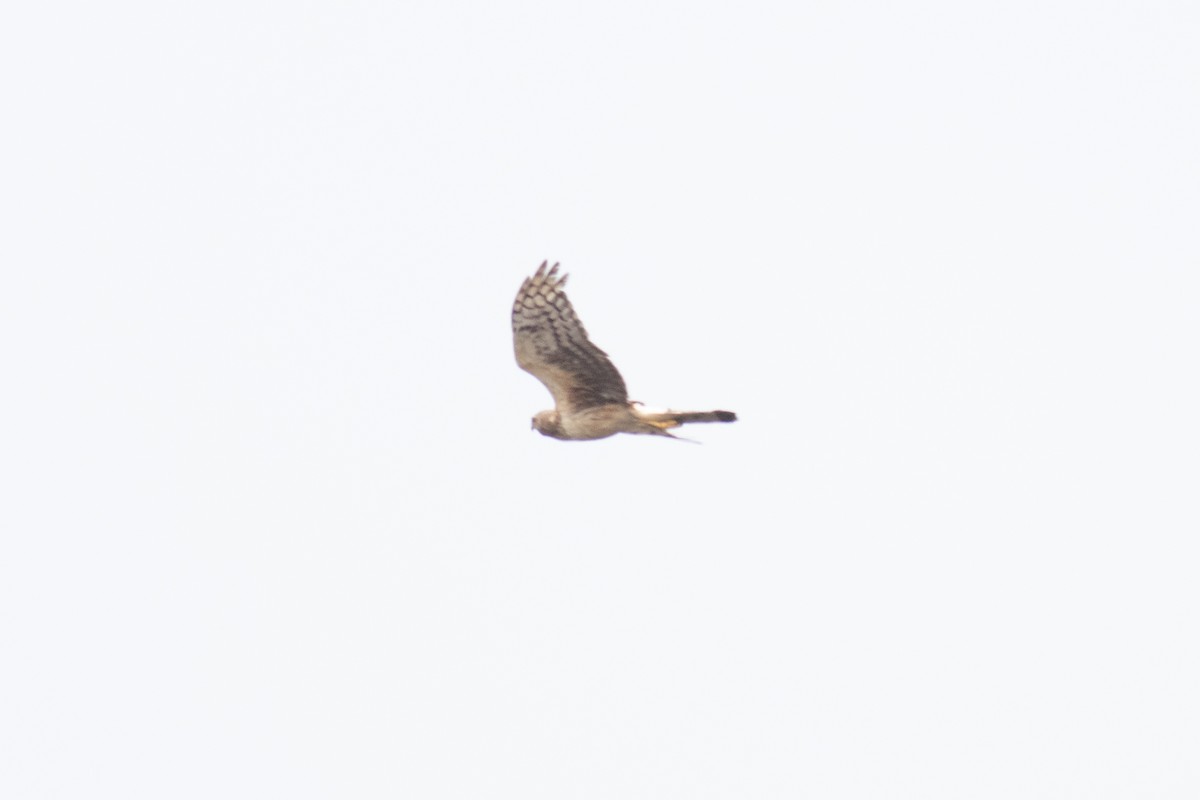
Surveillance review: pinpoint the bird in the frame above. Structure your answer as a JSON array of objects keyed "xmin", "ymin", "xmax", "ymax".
[{"xmin": 512, "ymin": 261, "xmax": 737, "ymax": 441}]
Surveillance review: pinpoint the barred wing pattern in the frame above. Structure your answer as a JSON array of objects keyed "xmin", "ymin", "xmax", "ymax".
[{"xmin": 512, "ymin": 262, "xmax": 629, "ymax": 414}]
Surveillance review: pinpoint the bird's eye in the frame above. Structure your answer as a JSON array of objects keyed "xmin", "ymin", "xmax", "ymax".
[{"xmin": 530, "ymin": 418, "xmax": 536, "ymax": 429}]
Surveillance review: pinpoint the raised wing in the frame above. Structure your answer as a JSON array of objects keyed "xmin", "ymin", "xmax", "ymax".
[{"xmin": 512, "ymin": 261, "xmax": 628, "ymax": 413}]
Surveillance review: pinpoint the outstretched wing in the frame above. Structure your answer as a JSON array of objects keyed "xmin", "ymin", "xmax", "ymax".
[{"xmin": 512, "ymin": 261, "xmax": 629, "ymax": 413}]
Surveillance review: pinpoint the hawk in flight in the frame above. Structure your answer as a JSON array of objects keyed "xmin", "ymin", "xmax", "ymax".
[{"xmin": 513, "ymin": 261, "xmax": 737, "ymax": 440}]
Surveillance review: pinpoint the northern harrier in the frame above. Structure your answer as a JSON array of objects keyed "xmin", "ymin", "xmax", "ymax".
[{"xmin": 513, "ymin": 261, "xmax": 737, "ymax": 440}]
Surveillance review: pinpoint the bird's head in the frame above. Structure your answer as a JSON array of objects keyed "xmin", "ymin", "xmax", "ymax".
[{"xmin": 531, "ymin": 410, "xmax": 565, "ymax": 438}]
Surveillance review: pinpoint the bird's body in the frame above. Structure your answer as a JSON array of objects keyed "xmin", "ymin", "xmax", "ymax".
[{"xmin": 512, "ymin": 262, "xmax": 736, "ymax": 441}]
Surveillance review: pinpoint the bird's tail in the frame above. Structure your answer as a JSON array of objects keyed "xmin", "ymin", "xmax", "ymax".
[{"xmin": 633, "ymin": 407, "xmax": 738, "ymax": 429}]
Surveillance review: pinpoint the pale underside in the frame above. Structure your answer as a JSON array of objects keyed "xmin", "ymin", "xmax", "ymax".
[{"xmin": 512, "ymin": 262, "xmax": 735, "ymax": 441}]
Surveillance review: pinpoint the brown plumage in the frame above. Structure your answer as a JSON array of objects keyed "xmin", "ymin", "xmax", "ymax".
[{"xmin": 512, "ymin": 261, "xmax": 737, "ymax": 441}]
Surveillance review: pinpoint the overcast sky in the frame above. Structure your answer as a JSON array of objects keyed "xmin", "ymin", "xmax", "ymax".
[{"xmin": 2, "ymin": 1, "xmax": 1198, "ymax": 798}]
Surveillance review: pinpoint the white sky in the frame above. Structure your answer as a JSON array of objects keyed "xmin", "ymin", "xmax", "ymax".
[{"xmin": 2, "ymin": 1, "xmax": 1198, "ymax": 798}]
